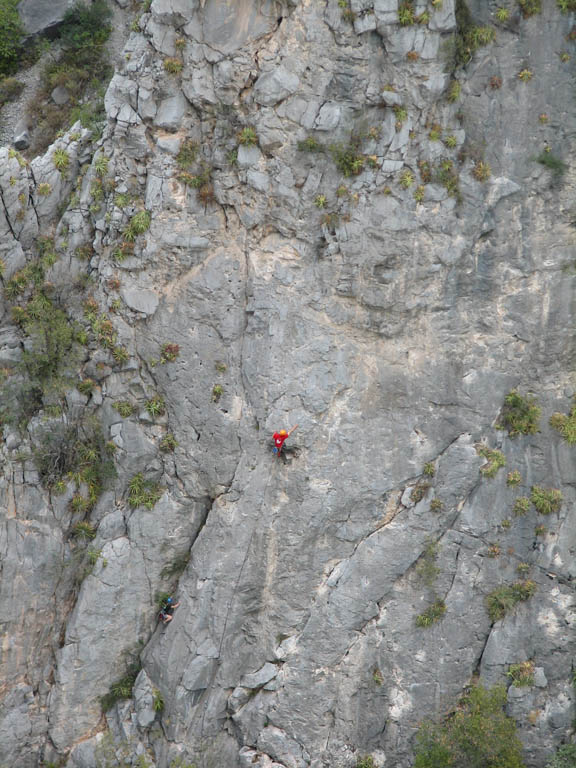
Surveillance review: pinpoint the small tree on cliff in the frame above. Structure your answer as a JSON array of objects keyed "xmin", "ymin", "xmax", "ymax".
[{"xmin": 414, "ymin": 684, "xmax": 525, "ymax": 768}]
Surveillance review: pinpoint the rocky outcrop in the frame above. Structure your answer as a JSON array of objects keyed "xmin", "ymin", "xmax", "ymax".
[
  {"xmin": 1, "ymin": 0, "xmax": 576, "ymax": 766},
  {"xmin": 17, "ymin": 0, "xmax": 77, "ymax": 36}
]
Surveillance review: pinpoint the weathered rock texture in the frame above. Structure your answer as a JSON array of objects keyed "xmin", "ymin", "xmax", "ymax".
[{"xmin": 1, "ymin": 0, "xmax": 576, "ymax": 766}]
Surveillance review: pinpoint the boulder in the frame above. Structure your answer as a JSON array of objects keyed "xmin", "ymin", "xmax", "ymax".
[{"xmin": 17, "ymin": 0, "xmax": 77, "ymax": 36}]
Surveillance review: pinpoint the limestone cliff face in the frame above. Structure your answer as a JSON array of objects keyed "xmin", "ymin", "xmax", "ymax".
[{"xmin": 1, "ymin": 0, "xmax": 576, "ymax": 766}]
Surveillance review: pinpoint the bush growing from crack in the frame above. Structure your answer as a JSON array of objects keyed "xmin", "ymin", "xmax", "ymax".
[
  {"xmin": 414, "ymin": 684, "xmax": 524, "ymax": 768},
  {"xmin": 518, "ymin": 0, "xmax": 541, "ymax": 17},
  {"xmin": 507, "ymin": 470, "xmax": 522, "ymax": 486},
  {"xmin": 113, "ymin": 400, "xmax": 134, "ymax": 418},
  {"xmin": 485, "ymin": 580, "xmax": 537, "ymax": 622},
  {"xmin": 160, "ymin": 343, "xmax": 180, "ymax": 363}
]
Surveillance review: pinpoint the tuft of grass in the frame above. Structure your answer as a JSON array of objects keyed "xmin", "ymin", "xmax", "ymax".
[
  {"xmin": 411, "ymin": 482, "xmax": 430, "ymax": 503},
  {"xmin": 430, "ymin": 498, "xmax": 444, "ymax": 512},
  {"xmin": 495, "ymin": 7, "xmax": 510, "ymax": 22},
  {"xmin": 71, "ymin": 521, "xmax": 96, "ymax": 540},
  {"xmin": 238, "ymin": 126, "xmax": 258, "ymax": 146},
  {"xmin": 513, "ymin": 496, "xmax": 531, "ymax": 516},
  {"xmin": 416, "ymin": 538, "xmax": 440, "ymax": 586},
  {"xmin": 37, "ymin": 183, "xmax": 52, "ymax": 196},
  {"xmin": 100, "ymin": 660, "xmax": 140, "ymax": 712},
  {"xmin": 94, "ymin": 154, "xmax": 109, "ymax": 176},
  {"xmin": 423, "ymin": 461, "xmax": 435, "ymax": 477},
  {"xmin": 506, "ymin": 470, "xmax": 522, "ymax": 486},
  {"xmin": 160, "ymin": 433, "xmax": 178, "ymax": 452},
  {"xmin": 472, "ymin": 160, "xmax": 491, "ymax": 181},
  {"xmin": 518, "ymin": 0, "xmax": 541, "ymax": 17},
  {"xmin": 485, "ymin": 580, "xmax": 537, "ymax": 622},
  {"xmin": 535, "ymin": 150, "xmax": 566, "ymax": 177},
  {"xmin": 145, "ymin": 395, "xmax": 166, "ymax": 418},
  {"xmin": 0, "ymin": 76, "xmax": 24, "ymax": 105},
  {"xmin": 399, "ymin": 169, "xmax": 414, "ymax": 189},
  {"xmin": 550, "ymin": 405, "xmax": 576, "ymax": 443},
  {"xmin": 113, "ymin": 400, "xmax": 134, "ymax": 418},
  {"xmin": 478, "ymin": 446, "xmax": 506, "ymax": 477},
  {"xmin": 128, "ymin": 473, "xmax": 162, "ymax": 510},
  {"xmin": 446, "ymin": 80, "xmax": 461, "ymax": 102},
  {"xmin": 128, "ymin": 210, "xmax": 151, "ymax": 236},
  {"xmin": 297, "ymin": 136, "xmax": 323, "ymax": 153},
  {"xmin": 176, "ymin": 139, "xmax": 198, "ymax": 169},
  {"xmin": 330, "ymin": 142, "xmax": 365, "ymax": 176},
  {"xmin": 414, "ymin": 185, "xmax": 425, "ymax": 203},
  {"xmin": 398, "ymin": 1, "xmax": 415, "ymax": 25},
  {"xmin": 153, "ymin": 688, "xmax": 164, "ymax": 712},
  {"xmin": 507, "ymin": 660, "xmax": 535, "ymax": 687},
  {"xmin": 212, "ymin": 384, "xmax": 223, "ymax": 403},
  {"xmin": 444, "ymin": 135, "xmax": 457, "ymax": 149},
  {"xmin": 52, "ymin": 148, "xmax": 70, "ymax": 173},
  {"xmin": 164, "ymin": 57, "xmax": 183, "ymax": 74},
  {"xmin": 530, "ymin": 485, "xmax": 562, "ymax": 515},
  {"xmin": 518, "ymin": 68, "xmax": 533, "ymax": 82},
  {"xmin": 498, "ymin": 390, "xmax": 540, "ymax": 436},
  {"xmin": 416, "ymin": 599, "xmax": 446, "ymax": 627},
  {"xmin": 314, "ymin": 194, "xmax": 327, "ymax": 209}
]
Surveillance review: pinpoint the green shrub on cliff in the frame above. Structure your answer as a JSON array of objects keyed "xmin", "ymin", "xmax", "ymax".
[
  {"xmin": 414, "ymin": 684, "xmax": 525, "ymax": 768},
  {"xmin": 0, "ymin": 0, "xmax": 23, "ymax": 76},
  {"xmin": 498, "ymin": 390, "xmax": 541, "ymax": 436}
]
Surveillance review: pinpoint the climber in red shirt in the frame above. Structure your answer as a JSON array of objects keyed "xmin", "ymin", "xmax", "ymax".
[{"xmin": 272, "ymin": 425, "xmax": 298, "ymax": 457}]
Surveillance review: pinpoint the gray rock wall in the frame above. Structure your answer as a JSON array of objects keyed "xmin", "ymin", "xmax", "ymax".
[{"xmin": 1, "ymin": 0, "xmax": 576, "ymax": 766}]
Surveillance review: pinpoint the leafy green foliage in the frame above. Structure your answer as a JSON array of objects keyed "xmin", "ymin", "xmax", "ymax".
[
  {"xmin": 414, "ymin": 685, "xmax": 525, "ymax": 768},
  {"xmin": 0, "ymin": 0, "xmax": 23, "ymax": 75},
  {"xmin": 59, "ymin": 0, "xmax": 112, "ymax": 47},
  {"xmin": 423, "ymin": 462, "xmax": 435, "ymax": 477},
  {"xmin": 545, "ymin": 744, "xmax": 576, "ymax": 768},
  {"xmin": 558, "ymin": 0, "xmax": 576, "ymax": 11},
  {"xmin": 416, "ymin": 599, "xmax": 446, "ymax": 627},
  {"xmin": 530, "ymin": 486, "xmax": 562, "ymax": 515},
  {"xmin": 498, "ymin": 391, "xmax": 541, "ymax": 436},
  {"xmin": 485, "ymin": 580, "xmax": 537, "ymax": 622},
  {"xmin": 0, "ymin": 75, "xmax": 24, "ymax": 106},
  {"xmin": 33, "ymin": 417, "xmax": 116, "ymax": 501},
  {"xmin": 356, "ymin": 758, "xmax": 376, "ymax": 768},
  {"xmin": 128, "ymin": 473, "xmax": 162, "ymax": 509},
  {"xmin": 330, "ymin": 142, "xmax": 365, "ymax": 176},
  {"xmin": 507, "ymin": 470, "xmax": 522, "ymax": 486},
  {"xmin": 26, "ymin": 2, "xmax": 111, "ymax": 155}
]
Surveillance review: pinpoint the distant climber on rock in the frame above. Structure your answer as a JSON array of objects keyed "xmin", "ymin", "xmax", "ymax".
[
  {"xmin": 159, "ymin": 596, "xmax": 180, "ymax": 625},
  {"xmin": 272, "ymin": 425, "xmax": 298, "ymax": 459}
]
